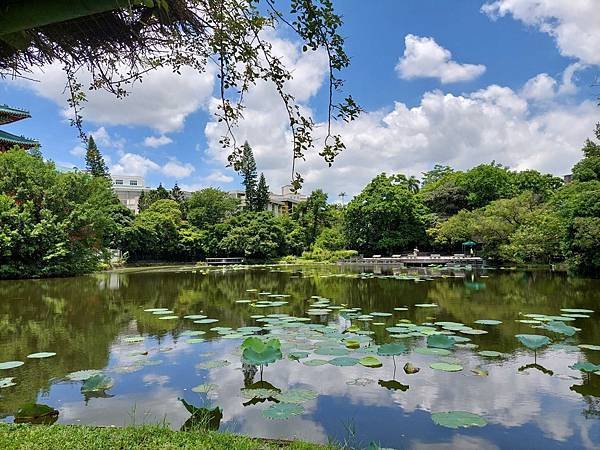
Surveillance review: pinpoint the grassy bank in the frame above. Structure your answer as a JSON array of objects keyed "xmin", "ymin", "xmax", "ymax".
[{"xmin": 0, "ymin": 424, "xmax": 334, "ymax": 450}]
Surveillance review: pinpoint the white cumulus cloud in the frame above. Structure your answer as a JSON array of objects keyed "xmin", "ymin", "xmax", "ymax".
[
  {"xmin": 482, "ymin": 0, "xmax": 600, "ymax": 65},
  {"xmin": 143, "ymin": 135, "xmax": 173, "ymax": 148},
  {"xmin": 396, "ymin": 34, "xmax": 486, "ymax": 83},
  {"xmin": 161, "ymin": 159, "xmax": 195, "ymax": 178}
]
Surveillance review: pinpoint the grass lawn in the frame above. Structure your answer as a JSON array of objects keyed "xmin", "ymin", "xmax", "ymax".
[{"xmin": 0, "ymin": 424, "xmax": 335, "ymax": 449}]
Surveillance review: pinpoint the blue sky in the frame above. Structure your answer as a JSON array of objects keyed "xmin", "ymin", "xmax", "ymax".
[{"xmin": 1, "ymin": 0, "xmax": 598, "ymax": 199}]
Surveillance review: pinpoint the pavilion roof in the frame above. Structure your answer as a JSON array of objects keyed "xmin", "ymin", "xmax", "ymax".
[
  {"xmin": 0, "ymin": 104, "xmax": 31, "ymax": 125},
  {"xmin": 0, "ymin": 129, "xmax": 38, "ymax": 148}
]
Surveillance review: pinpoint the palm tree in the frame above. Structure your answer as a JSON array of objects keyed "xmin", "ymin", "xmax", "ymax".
[{"xmin": 407, "ymin": 176, "xmax": 420, "ymax": 194}]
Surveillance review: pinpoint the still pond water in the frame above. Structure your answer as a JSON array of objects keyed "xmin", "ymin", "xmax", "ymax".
[{"xmin": 1, "ymin": 265, "xmax": 600, "ymax": 449}]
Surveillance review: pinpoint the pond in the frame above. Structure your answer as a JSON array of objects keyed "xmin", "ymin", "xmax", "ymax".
[{"xmin": 1, "ymin": 265, "xmax": 599, "ymax": 449}]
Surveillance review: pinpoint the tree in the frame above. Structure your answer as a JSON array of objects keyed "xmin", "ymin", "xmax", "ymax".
[
  {"xmin": 344, "ymin": 174, "xmax": 428, "ymax": 254},
  {"xmin": 85, "ymin": 135, "xmax": 109, "ymax": 178},
  {"xmin": 255, "ymin": 173, "xmax": 270, "ymax": 211},
  {"xmin": 217, "ymin": 212, "xmax": 287, "ymax": 259},
  {"xmin": 293, "ymin": 189, "xmax": 330, "ymax": 247},
  {"xmin": 458, "ymin": 162, "xmax": 515, "ymax": 209},
  {"xmin": 171, "ymin": 183, "xmax": 185, "ymax": 204},
  {"xmin": 0, "ymin": 147, "xmax": 122, "ymax": 278},
  {"xmin": 187, "ymin": 188, "xmax": 240, "ymax": 229},
  {"xmin": 573, "ymin": 124, "xmax": 600, "ymax": 182},
  {"xmin": 422, "ymin": 165, "xmax": 454, "ymax": 187},
  {"xmin": 138, "ymin": 183, "xmax": 171, "ymax": 212},
  {"xmin": 239, "ymin": 142, "xmax": 258, "ymax": 210},
  {"xmin": 2, "ymin": 1, "xmax": 360, "ymax": 189},
  {"xmin": 421, "ymin": 175, "xmax": 469, "ymax": 219}
]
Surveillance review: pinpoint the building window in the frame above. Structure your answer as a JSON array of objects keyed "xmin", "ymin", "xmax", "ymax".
[
  {"xmin": 115, "ymin": 179, "xmax": 123, "ymax": 185},
  {"xmin": 129, "ymin": 180, "xmax": 138, "ymax": 186}
]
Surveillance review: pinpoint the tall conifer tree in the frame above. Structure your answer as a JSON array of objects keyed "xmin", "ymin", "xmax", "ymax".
[
  {"xmin": 255, "ymin": 173, "xmax": 270, "ymax": 211},
  {"xmin": 240, "ymin": 141, "xmax": 257, "ymax": 210},
  {"xmin": 85, "ymin": 135, "xmax": 109, "ymax": 178}
]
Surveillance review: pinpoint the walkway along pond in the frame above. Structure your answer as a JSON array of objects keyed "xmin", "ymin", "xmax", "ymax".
[{"xmin": 0, "ymin": 265, "xmax": 599, "ymax": 449}]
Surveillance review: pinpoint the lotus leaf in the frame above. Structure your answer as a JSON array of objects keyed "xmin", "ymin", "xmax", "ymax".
[
  {"xmin": 81, "ymin": 374, "xmax": 114, "ymax": 392},
  {"xmin": 192, "ymin": 383, "xmax": 218, "ymax": 393},
  {"xmin": 543, "ymin": 321, "xmax": 578, "ymax": 336},
  {"xmin": 303, "ymin": 359, "xmax": 329, "ymax": 366},
  {"xmin": 262, "ymin": 403, "xmax": 304, "ymax": 420},
  {"xmin": 329, "ymin": 357, "xmax": 359, "ymax": 366},
  {"xmin": 459, "ymin": 329, "xmax": 488, "ymax": 335},
  {"xmin": 14, "ymin": 403, "xmax": 59, "ymax": 424},
  {"xmin": 427, "ymin": 334, "xmax": 455, "ymax": 349},
  {"xmin": 430, "ymin": 362, "xmax": 463, "ymax": 372},
  {"xmin": 431, "ymin": 411, "xmax": 487, "ymax": 429},
  {"xmin": 516, "ymin": 334, "xmax": 551, "ymax": 350},
  {"xmin": 561, "ymin": 308, "xmax": 594, "ymax": 314},
  {"xmin": 158, "ymin": 315, "xmax": 178, "ymax": 320},
  {"xmin": 378, "ymin": 379, "xmax": 409, "ymax": 391},
  {"xmin": 66, "ymin": 370, "xmax": 102, "ymax": 381},
  {"xmin": 26, "ymin": 352, "xmax": 56, "ymax": 359},
  {"xmin": 152, "ymin": 310, "xmax": 174, "ymax": 315},
  {"xmin": 187, "ymin": 338, "xmax": 206, "ymax": 344},
  {"xmin": 0, "ymin": 377, "xmax": 16, "ymax": 388},
  {"xmin": 415, "ymin": 303, "xmax": 438, "ymax": 308},
  {"xmin": 377, "ymin": 343, "xmax": 407, "ymax": 356},
  {"xmin": 359, "ymin": 356, "xmax": 382, "ymax": 368},
  {"xmin": 274, "ymin": 388, "xmax": 318, "ymax": 403},
  {"xmin": 241, "ymin": 337, "xmax": 282, "ymax": 365},
  {"xmin": 144, "ymin": 308, "xmax": 168, "ymax": 312},
  {"xmin": 370, "ymin": 312, "xmax": 392, "ymax": 317},
  {"xmin": 570, "ymin": 362, "xmax": 600, "ymax": 373},
  {"xmin": 0, "ymin": 361, "xmax": 24, "ymax": 370}
]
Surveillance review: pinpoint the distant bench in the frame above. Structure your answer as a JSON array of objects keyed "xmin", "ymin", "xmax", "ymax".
[{"xmin": 205, "ymin": 257, "xmax": 246, "ymax": 265}]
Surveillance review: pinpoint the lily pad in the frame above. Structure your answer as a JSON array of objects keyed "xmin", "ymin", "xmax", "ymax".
[
  {"xmin": 431, "ymin": 411, "xmax": 487, "ymax": 429},
  {"xmin": 262, "ymin": 403, "xmax": 304, "ymax": 420},
  {"xmin": 314, "ymin": 346, "xmax": 349, "ymax": 356},
  {"xmin": 66, "ymin": 370, "xmax": 102, "ymax": 381},
  {"xmin": 123, "ymin": 336, "xmax": 145, "ymax": 343},
  {"xmin": 274, "ymin": 388, "xmax": 318, "ymax": 403},
  {"xmin": 344, "ymin": 339, "xmax": 361, "ymax": 349},
  {"xmin": 359, "ymin": 356, "xmax": 383, "ymax": 368},
  {"xmin": 430, "ymin": 362, "xmax": 463, "ymax": 372},
  {"xmin": 183, "ymin": 315, "xmax": 207, "ymax": 319},
  {"xmin": 370, "ymin": 312, "xmax": 392, "ymax": 317},
  {"xmin": 192, "ymin": 383, "xmax": 218, "ymax": 393},
  {"xmin": 516, "ymin": 334, "xmax": 551, "ymax": 350},
  {"xmin": 241, "ymin": 337, "xmax": 282, "ymax": 365},
  {"xmin": 471, "ymin": 366, "xmax": 489, "ymax": 376},
  {"xmin": 196, "ymin": 360, "xmax": 230, "ymax": 369},
  {"xmin": 288, "ymin": 351, "xmax": 309, "ymax": 360},
  {"xmin": 578, "ymin": 344, "xmax": 600, "ymax": 351},
  {"xmin": 561, "ymin": 308, "xmax": 594, "ymax": 314},
  {"xmin": 187, "ymin": 338, "xmax": 206, "ymax": 344},
  {"xmin": 158, "ymin": 315, "xmax": 178, "ymax": 320},
  {"xmin": 478, "ymin": 350, "xmax": 503, "ymax": 358},
  {"xmin": 303, "ymin": 359, "xmax": 329, "ymax": 366},
  {"xmin": 241, "ymin": 388, "xmax": 279, "ymax": 400},
  {"xmin": 414, "ymin": 347, "xmax": 452, "ymax": 357},
  {"xmin": 0, "ymin": 377, "xmax": 16, "ymax": 388},
  {"xmin": 474, "ymin": 319, "xmax": 502, "ymax": 325},
  {"xmin": 377, "ymin": 343, "xmax": 407, "ymax": 356},
  {"xmin": 81, "ymin": 374, "xmax": 114, "ymax": 392},
  {"xmin": 194, "ymin": 318, "xmax": 219, "ymax": 324},
  {"xmin": 378, "ymin": 379, "xmax": 409, "ymax": 391},
  {"xmin": 427, "ymin": 334, "xmax": 455, "ymax": 349},
  {"xmin": 570, "ymin": 362, "xmax": 600, "ymax": 373},
  {"xmin": 0, "ymin": 361, "xmax": 24, "ymax": 370},
  {"xmin": 415, "ymin": 303, "xmax": 438, "ymax": 308},
  {"xmin": 26, "ymin": 352, "xmax": 56, "ymax": 359},
  {"xmin": 329, "ymin": 357, "xmax": 359, "ymax": 366}
]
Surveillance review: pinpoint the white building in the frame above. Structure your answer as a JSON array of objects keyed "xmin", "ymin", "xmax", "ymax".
[
  {"xmin": 112, "ymin": 175, "xmax": 306, "ymax": 216},
  {"xmin": 111, "ymin": 175, "xmax": 151, "ymax": 212},
  {"xmin": 228, "ymin": 184, "xmax": 307, "ymax": 215}
]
